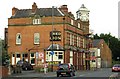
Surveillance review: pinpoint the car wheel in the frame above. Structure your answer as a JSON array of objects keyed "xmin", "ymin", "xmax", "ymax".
[
  {"xmin": 73, "ymin": 72, "xmax": 75, "ymax": 76},
  {"xmin": 69, "ymin": 72, "xmax": 73, "ymax": 77},
  {"xmin": 57, "ymin": 74, "xmax": 59, "ymax": 77},
  {"xmin": 25, "ymin": 67, "xmax": 28, "ymax": 70}
]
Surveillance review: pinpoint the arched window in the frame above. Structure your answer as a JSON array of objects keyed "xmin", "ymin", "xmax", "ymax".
[
  {"xmin": 33, "ymin": 15, "xmax": 41, "ymax": 25},
  {"xmin": 34, "ymin": 33, "xmax": 40, "ymax": 44},
  {"xmin": 16, "ymin": 33, "xmax": 21, "ymax": 44}
]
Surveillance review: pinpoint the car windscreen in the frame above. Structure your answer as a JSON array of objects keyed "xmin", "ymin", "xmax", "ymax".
[{"xmin": 59, "ymin": 64, "xmax": 68, "ymax": 69}]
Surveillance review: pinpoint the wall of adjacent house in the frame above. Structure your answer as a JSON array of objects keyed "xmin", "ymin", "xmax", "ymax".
[{"xmin": 98, "ymin": 39, "xmax": 112, "ymax": 68}]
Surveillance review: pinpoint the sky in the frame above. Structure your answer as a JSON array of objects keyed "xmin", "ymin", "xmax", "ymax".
[{"xmin": 0, "ymin": 0, "xmax": 119, "ymax": 39}]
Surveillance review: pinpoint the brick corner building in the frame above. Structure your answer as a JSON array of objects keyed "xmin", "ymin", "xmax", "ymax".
[{"xmin": 8, "ymin": 2, "xmax": 93, "ymax": 70}]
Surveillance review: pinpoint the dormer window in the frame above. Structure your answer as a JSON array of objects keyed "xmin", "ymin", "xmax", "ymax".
[
  {"xmin": 33, "ymin": 19, "xmax": 41, "ymax": 25},
  {"xmin": 16, "ymin": 33, "xmax": 21, "ymax": 45},
  {"xmin": 33, "ymin": 15, "xmax": 41, "ymax": 25}
]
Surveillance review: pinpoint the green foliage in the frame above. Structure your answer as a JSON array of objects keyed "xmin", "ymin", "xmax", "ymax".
[
  {"xmin": 0, "ymin": 39, "xmax": 10, "ymax": 66},
  {"xmin": 93, "ymin": 33, "xmax": 120, "ymax": 61}
]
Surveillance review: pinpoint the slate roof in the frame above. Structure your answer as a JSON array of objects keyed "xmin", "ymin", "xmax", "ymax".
[
  {"xmin": 92, "ymin": 39, "xmax": 102, "ymax": 47},
  {"xmin": 11, "ymin": 8, "xmax": 64, "ymax": 18},
  {"xmin": 45, "ymin": 44, "xmax": 64, "ymax": 51}
]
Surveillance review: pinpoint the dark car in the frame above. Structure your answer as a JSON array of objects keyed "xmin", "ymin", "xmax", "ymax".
[
  {"xmin": 17, "ymin": 60, "xmax": 33, "ymax": 70},
  {"xmin": 56, "ymin": 63, "xmax": 75, "ymax": 77},
  {"xmin": 112, "ymin": 64, "xmax": 120, "ymax": 72}
]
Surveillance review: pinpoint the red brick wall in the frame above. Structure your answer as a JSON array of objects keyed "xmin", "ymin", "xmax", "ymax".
[{"xmin": 0, "ymin": 66, "xmax": 9, "ymax": 77}]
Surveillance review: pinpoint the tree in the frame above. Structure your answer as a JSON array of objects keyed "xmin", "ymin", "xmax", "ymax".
[{"xmin": 0, "ymin": 39, "xmax": 9, "ymax": 66}]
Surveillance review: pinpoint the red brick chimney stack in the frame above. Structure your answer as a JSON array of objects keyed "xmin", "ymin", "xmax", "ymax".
[
  {"xmin": 12, "ymin": 7, "xmax": 18, "ymax": 16},
  {"xmin": 32, "ymin": 2, "xmax": 38, "ymax": 13},
  {"xmin": 59, "ymin": 5, "xmax": 68, "ymax": 13}
]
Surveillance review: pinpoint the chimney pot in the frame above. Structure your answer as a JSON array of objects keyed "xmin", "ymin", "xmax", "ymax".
[
  {"xmin": 32, "ymin": 2, "xmax": 38, "ymax": 13},
  {"xmin": 12, "ymin": 7, "xmax": 18, "ymax": 16},
  {"xmin": 59, "ymin": 5, "xmax": 68, "ymax": 13}
]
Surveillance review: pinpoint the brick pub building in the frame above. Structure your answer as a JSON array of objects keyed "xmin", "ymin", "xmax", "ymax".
[{"xmin": 8, "ymin": 2, "xmax": 92, "ymax": 70}]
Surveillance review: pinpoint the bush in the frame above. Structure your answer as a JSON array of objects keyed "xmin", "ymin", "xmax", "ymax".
[{"xmin": 34, "ymin": 67, "xmax": 44, "ymax": 73}]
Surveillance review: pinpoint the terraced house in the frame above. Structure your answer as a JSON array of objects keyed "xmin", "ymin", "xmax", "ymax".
[{"xmin": 7, "ymin": 2, "xmax": 92, "ymax": 70}]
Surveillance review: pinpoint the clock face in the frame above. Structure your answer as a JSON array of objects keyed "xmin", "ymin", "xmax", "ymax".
[{"xmin": 81, "ymin": 15, "xmax": 88, "ymax": 21}]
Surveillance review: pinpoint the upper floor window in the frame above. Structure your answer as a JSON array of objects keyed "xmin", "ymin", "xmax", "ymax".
[
  {"xmin": 70, "ymin": 34, "xmax": 72, "ymax": 45},
  {"xmin": 33, "ymin": 19, "xmax": 41, "ymax": 25},
  {"xmin": 34, "ymin": 33, "xmax": 40, "ymax": 44},
  {"xmin": 16, "ymin": 33, "xmax": 21, "ymax": 45},
  {"xmin": 78, "ymin": 23, "xmax": 81, "ymax": 28},
  {"xmin": 71, "ymin": 19, "xmax": 73, "ymax": 25}
]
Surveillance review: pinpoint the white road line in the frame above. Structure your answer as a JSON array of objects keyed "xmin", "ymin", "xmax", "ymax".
[{"xmin": 79, "ymin": 74, "xmax": 85, "ymax": 77}]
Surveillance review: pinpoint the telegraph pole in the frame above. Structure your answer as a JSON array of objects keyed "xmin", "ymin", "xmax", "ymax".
[{"xmin": 51, "ymin": 6, "xmax": 54, "ymax": 72}]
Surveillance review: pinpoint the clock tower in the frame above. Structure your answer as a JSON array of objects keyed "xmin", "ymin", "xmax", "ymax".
[{"xmin": 76, "ymin": 4, "xmax": 90, "ymax": 22}]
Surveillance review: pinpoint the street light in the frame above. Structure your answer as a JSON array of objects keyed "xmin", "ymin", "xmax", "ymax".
[{"xmin": 51, "ymin": 6, "xmax": 54, "ymax": 72}]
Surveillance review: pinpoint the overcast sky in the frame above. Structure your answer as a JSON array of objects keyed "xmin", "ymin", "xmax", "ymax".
[{"xmin": 0, "ymin": 0, "xmax": 119, "ymax": 39}]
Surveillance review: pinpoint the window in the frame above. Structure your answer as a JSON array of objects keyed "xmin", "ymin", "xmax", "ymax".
[
  {"xmin": 71, "ymin": 19, "xmax": 73, "ymax": 25},
  {"xmin": 72, "ymin": 35, "xmax": 74, "ymax": 45},
  {"xmin": 77, "ymin": 37, "xmax": 78, "ymax": 47},
  {"xmin": 79, "ymin": 37, "xmax": 81, "ymax": 47},
  {"xmin": 30, "ymin": 53, "xmax": 35, "ymax": 65},
  {"xmin": 92, "ymin": 52, "xmax": 95, "ymax": 56},
  {"xmin": 70, "ymin": 34, "xmax": 72, "ymax": 45},
  {"xmin": 33, "ymin": 19, "xmax": 41, "ymax": 24},
  {"xmin": 58, "ymin": 52, "xmax": 63, "ymax": 59},
  {"xmin": 83, "ymin": 38, "xmax": 85, "ymax": 48},
  {"xmin": 16, "ymin": 54, "xmax": 20, "ymax": 58},
  {"xmin": 34, "ymin": 33, "xmax": 40, "ymax": 44},
  {"xmin": 31, "ymin": 58, "xmax": 35, "ymax": 64},
  {"xmin": 13, "ymin": 54, "xmax": 15, "ymax": 57},
  {"xmin": 16, "ymin": 33, "xmax": 21, "ymax": 45},
  {"xmin": 25, "ymin": 54, "xmax": 28, "ymax": 57},
  {"xmin": 78, "ymin": 23, "xmax": 80, "ymax": 28},
  {"xmin": 31, "ymin": 53, "xmax": 34, "ymax": 57}
]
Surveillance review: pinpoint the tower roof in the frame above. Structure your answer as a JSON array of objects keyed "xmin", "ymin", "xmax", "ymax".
[{"xmin": 79, "ymin": 4, "xmax": 89, "ymax": 12}]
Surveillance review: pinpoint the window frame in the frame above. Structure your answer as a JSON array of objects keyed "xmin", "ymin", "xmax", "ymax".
[
  {"xmin": 16, "ymin": 33, "xmax": 22, "ymax": 45},
  {"xmin": 34, "ymin": 33, "xmax": 40, "ymax": 45}
]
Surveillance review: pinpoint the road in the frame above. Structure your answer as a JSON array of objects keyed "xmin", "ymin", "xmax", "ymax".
[{"xmin": 2, "ymin": 68, "xmax": 120, "ymax": 79}]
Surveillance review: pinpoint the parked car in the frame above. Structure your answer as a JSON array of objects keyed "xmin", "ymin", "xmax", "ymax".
[
  {"xmin": 17, "ymin": 60, "xmax": 33, "ymax": 70},
  {"xmin": 112, "ymin": 64, "xmax": 120, "ymax": 72},
  {"xmin": 56, "ymin": 63, "xmax": 75, "ymax": 77}
]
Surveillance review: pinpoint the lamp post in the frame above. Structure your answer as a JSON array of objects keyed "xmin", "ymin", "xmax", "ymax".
[{"xmin": 51, "ymin": 6, "xmax": 54, "ymax": 72}]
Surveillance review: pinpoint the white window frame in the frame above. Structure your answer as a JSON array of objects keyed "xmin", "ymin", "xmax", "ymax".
[
  {"xmin": 33, "ymin": 19, "xmax": 41, "ymax": 25},
  {"xmin": 71, "ymin": 19, "xmax": 73, "ymax": 25},
  {"xmin": 79, "ymin": 37, "xmax": 81, "ymax": 47},
  {"xmin": 77, "ymin": 36, "xmax": 79, "ymax": 47},
  {"xmin": 70, "ymin": 34, "xmax": 72, "ymax": 45},
  {"xmin": 34, "ymin": 33, "xmax": 40, "ymax": 44},
  {"xmin": 16, "ymin": 33, "xmax": 21, "ymax": 45},
  {"xmin": 78, "ymin": 23, "xmax": 80, "ymax": 28},
  {"xmin": 58, "ymin": 52, "xmax": 63, "ymax": 60},
  {"xmin": 72, "ymin": 35, "xmax": 74, "ymax": 45},
  {"xmin": 30, "ymin": 53, "xmax": 35, "ymax": 65}
]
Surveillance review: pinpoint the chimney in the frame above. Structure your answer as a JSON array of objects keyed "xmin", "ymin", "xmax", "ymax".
[
  {"xmin": 32, "ymin": 2, "xmax": 38, "ymax": 13},
  {"xmin": 59, "ymin": 5, "xmax": 68, "ymax": 13},
  {"xmin": 12, "ymin": 7, "xmax": 18, "ymax": 16}
]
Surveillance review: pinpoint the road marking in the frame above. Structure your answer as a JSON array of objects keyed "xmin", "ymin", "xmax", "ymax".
[
  {"xmin": 79, "ymin": 74, "xmax": 85, "ymax": 77},
  {"xmin": 109, "ymin": 73, "xmax": 118, "ymax": 79}
]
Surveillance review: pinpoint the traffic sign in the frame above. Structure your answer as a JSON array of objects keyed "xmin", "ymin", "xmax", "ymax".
[
  {"xmin": 39, "ymin": 53, "xmax": 44, "ymax": 58},
  {"xmin": 50, "ymin": 51, "xmax": 54, "ymax": 55},
  {"xmin": 36, "ymin": 52, "xmax": 39, "ymax": 59}
]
